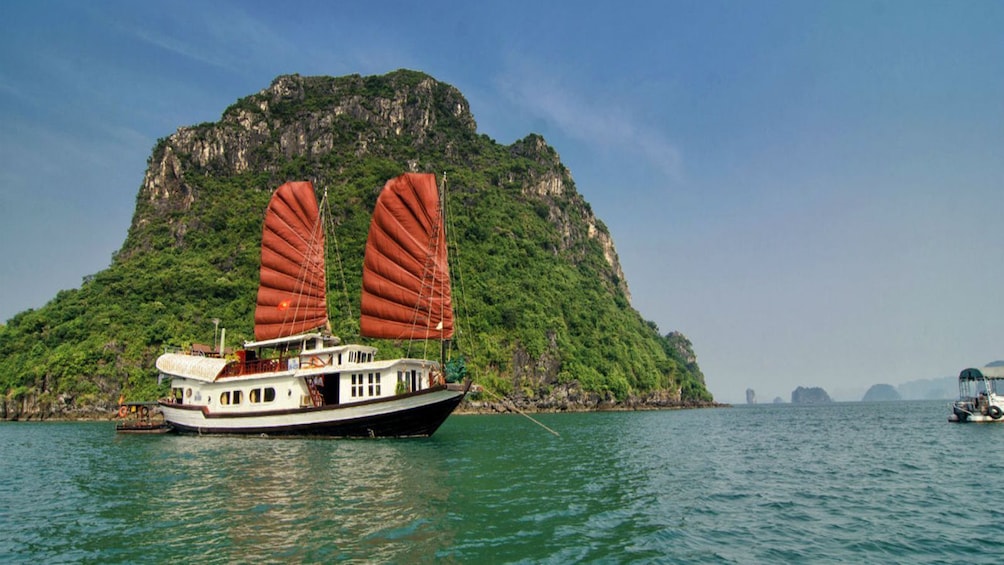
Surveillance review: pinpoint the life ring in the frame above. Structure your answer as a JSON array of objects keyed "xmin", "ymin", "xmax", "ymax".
[
  {"xmin": 117, "ymin": 406, "xmax": 128, "ymax": 418},
  {"xmin": 988, "ymin": 406, "xmax": 1002, "ymax": 420}
]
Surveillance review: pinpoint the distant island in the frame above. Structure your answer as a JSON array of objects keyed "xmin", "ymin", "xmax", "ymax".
[
  {"xmin": 791, "ymin": 386, "xmax": 832, "ymax": 404},
  {"xmin": 862, "ymin": 384, "xmax": 901, "ymax": 402}
]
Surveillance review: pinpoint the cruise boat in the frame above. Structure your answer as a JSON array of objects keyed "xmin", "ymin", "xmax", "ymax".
[
  {"xmin": 157, "ymin": 173, "xmax": 469, "ymax": 437},
  {"xmin": 948, "ymin": 364, "xmax": 1004, "ymax": 423}
]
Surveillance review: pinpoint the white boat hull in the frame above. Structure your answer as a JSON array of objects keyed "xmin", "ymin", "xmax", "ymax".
[
  {"xmin": 159, "ymin": 383, "xmax": 468, "ymax": 437},
  {"xmin": 948, "ymin": 400, "xmax": 1004, "ymax": 423}
]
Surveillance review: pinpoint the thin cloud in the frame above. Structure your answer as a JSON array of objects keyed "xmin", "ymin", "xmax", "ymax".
[
  {"xmin": 0, "ymin": 74, "xmax": 28, "ymax": 103},
  {"xmin": 102, "ymin": 2, "xmax": 292, "ymax": 76},
  {"xmin": 496, "ymin": 63, "xmax": 683, "ymax": 181}
]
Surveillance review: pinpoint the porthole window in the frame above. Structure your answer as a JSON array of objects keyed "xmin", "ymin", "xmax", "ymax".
[
  {"xmin": 264, "ymin": 388, "xmax": 276, "ymax": 402},
  {"xmin": 221, "ymin": 391, "xmax": 231, "ymax": 405}
]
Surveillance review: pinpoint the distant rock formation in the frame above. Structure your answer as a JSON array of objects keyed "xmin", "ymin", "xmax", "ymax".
[
  {"xmin": 894, "ymin": 361, "xmax": 1003, "ymax": 401},
  {"xmin": 791, "ymin": 386, "xmax": 832, "ymax": 404},
  {"xmin": 862, "ymin": 384, "xmax": 901, "ymax": 402},
  {"xmin": 895, "ymin": 376, "xmax": 956, "ymax": 400},
  {"xmin": 746, "ymin": 388, "xmax": 756, "ymax": 404},
  {"xmin": 773, "ymin": 397, "xmax": 785, "ymax": 404}
]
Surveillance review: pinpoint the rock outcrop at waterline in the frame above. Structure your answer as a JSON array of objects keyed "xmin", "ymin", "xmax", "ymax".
[
  {"xmin": 0, "ymin": 391, "xmax": 113, "ymax": 421},
  {"xmin": 459, "ymin": 381, "xmax": 723, "ymax": 414},
  {"xmin": 0, "ymin": 70, "xmax": 712, "ymax": 419}
]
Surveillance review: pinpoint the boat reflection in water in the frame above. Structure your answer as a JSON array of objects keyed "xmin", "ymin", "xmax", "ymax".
[{"xmin": 146, "ymin": 435, "xmax": 456, "ymax": 561}]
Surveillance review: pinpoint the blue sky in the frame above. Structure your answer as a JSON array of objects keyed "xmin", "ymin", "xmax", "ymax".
[{"xmin": 2, "ymin": 0, "xmax": 1002, "ymax": 402}]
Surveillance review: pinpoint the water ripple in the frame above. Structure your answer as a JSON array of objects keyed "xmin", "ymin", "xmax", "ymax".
[{"xmin": 4, "ymin": 402, "xmax": 1004, "ymax": 563}]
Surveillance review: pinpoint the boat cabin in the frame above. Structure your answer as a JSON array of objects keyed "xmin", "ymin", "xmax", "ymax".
[{"xmin": 158, "ymin": 333, "xmax": 442, "ymax": 415}]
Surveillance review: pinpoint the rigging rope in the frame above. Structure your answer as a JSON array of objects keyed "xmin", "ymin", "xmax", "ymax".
[
  {"xmin": 479, "ymin": 386, "xmax": 561, "ymax": 438},
  {"xmin": 324, "ymin": 185, "xmax": 355, "ymax": 335}
]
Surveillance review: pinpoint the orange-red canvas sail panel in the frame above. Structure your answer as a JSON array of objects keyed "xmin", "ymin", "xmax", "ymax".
[
  {"xmin": 254, "ymin": 181, "xmax": 328, "ymax": 341},
  {"xmin": 360, "ymin": 173, "xmax": 454, "ymax": 340}
]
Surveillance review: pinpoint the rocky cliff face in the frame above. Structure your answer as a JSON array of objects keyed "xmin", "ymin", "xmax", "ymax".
[
  {"xmin": 125, "ymin": 72, "xmax": 630, "ymax": 299},
  {"xmin": 155, "ymin": 73, "xmax": 475, "ymax": 178},
  {"xmin": 509, "ymin": 135, "xmax": 630, "ymax": 301}
]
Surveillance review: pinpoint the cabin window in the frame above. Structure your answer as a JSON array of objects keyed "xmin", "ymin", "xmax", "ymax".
[
  {"xmin": 367, "ymin": 373, "xmax": 382, "ymax": 396},
  {"xmin": 221, "ymin": 391, "xmax": 231, "ymax": 405},
  {"xmin": 264, "ymin": 388, "xmax": 276, "ymax": 402},
  {"xmin": 232, "ymin": 390, "xmax": 243, "ymax": 405},
  {"xmin": 338, "ymin": 353, "xmax": 343, "ymax": 365},
  {"xmin": 250, "ymin": 388, "xmax": 261, "ymax": 403},
  {"xmin": 351, "ymin": 374, "xmax": 364, "ymax": 398}
]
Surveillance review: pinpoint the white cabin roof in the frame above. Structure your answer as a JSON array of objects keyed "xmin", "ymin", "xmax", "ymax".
[
  {"xmin": 982, "ymin": 364, "xmax": 1004, "ymax": 378},
  {"xmin": 156, "ymin": 353, "xmax": 230, "ymax": 382}
]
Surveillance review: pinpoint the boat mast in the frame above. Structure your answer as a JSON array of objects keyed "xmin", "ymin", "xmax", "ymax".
[
  {"xmin": 439, "ymin": 172, "xmax": 451, "ymax": 366},
  {"xmin": 320, "ymin": 183, "xmax": 333, "ymax": 335}
]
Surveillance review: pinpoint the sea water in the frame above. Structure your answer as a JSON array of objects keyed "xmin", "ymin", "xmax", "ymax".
[{"xmin": 1, "ymin": 401, "xmax": 1000, "ymax": 564}]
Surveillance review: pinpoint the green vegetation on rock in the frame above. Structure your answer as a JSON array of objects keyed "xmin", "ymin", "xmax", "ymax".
[{"xmin": 0, "ymin": 70, "xmax": 711, "ymax": 418}]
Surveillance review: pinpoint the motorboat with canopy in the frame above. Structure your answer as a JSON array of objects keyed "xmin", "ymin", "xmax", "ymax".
[{"xmin": 948, "ymin": 364, "xmax": 1004, "ymax": 423}]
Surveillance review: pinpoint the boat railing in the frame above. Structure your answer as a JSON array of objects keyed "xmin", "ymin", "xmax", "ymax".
[
  {"xmin": 218, "ymin": 357, "xmax": 289, "ymax": 378},
  {"xmin": 162, "ymin": 344, "xmax": 226, "ymax": 358}
]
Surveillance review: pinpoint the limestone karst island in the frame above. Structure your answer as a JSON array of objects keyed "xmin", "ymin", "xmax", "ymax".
[{"xmin": 0, "ymin": 70, "xmax": 713, "ymax": 420}]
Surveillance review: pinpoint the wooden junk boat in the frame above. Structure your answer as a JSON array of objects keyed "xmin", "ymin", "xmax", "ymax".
[{"xmin": 157, "ymin": 173, "xmax": 470, "ymax": 437}]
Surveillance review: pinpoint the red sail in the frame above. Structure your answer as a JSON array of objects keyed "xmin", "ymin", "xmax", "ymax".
[
  {"xmin": 360, "ymin": 173, "xmax": 454, "ymax": 340},
  {"xmin": 254, "ymin": 181, "xmax": 328, "ymax": 341}
]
